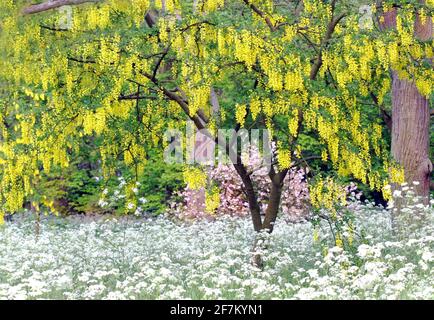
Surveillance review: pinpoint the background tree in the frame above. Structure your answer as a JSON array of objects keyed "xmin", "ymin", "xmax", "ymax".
[{"xmin": 377, "ymin": 1, "xmax": 432, "ymax": 209}]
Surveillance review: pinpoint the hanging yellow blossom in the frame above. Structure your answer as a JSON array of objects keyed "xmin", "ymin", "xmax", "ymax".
[
  {"xmin": 183, "ymin": 167, "xmax": 207, "ymax": 190},
  {"xmin": 205, "ymin": 186, "xmax": 220, "ymax": 214},
  {"xmin": 235, "ymin": 103, "xmax": 247, "ymax": 127}
]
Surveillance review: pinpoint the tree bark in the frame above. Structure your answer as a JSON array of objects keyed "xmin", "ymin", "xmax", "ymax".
[
  {"xmin": 380, "ymin": 4, "xmax": 432, "ymax": 206},
  {"xmin": 233, "ymin": 162, "xmax": 262, "ymax": 232},
  {"xmin": 391, "ymin": 73, "xmax": 432, "ymax": 205},
  {"xmin": 262, "ymin": 169, "xmax": 288, "ymax": 233},
  {"xmin": 251, "ymin": 168, "xmax": 288, "ymax": 268},
  {"xmin": 23, "ymin": 0, "xmax": 102, "ymax": 15}
]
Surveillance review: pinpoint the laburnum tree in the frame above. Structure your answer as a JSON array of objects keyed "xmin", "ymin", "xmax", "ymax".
[{"xmin": 0, "ymin": 1, "xmax": 432, "ymax": 245}]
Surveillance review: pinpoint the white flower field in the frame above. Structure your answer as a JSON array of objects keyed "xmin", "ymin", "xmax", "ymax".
[{"xmin": 0, "ymin": 202, "xmax": 432, "ymax": 300}]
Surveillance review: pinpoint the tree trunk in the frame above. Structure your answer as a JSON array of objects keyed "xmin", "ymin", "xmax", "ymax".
[
  {"xmin": 262, "ymin": 170, "xmax": 288, "ymax": 233},
  {"xmin": 381, "ymin": 4, "xmax": 432, "ymax": 207},
  {"xmin": 391, "ymin": 73, "xmax": 432, "ymax": 205},
  {"xmin": 233, "ymin": 162, "xmax": 262, "ymax": 232},
  {"xmin": 250, "ymin": 168, "xmax": 288, "ymax": 269}
]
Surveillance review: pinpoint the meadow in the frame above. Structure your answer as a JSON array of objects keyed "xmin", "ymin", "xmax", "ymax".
[{"xmin": 1, "ymin": 200, "xmax": 432, "ymax": 300}]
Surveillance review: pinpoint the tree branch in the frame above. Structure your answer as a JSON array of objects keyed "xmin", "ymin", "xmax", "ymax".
[
  {"xmin": 310, "ymin": 13, "xmax": 346, "ymax": 80},
  {"xmin": 242, "ymin": 0, "xmax": 276, "ymax": 31},
  {"xmin": 152, "ymin": 45, "xmax": 170, "ymax": 81},
  {"xmin": 139, "ymin": 70, "xmax": 208, "ymax": 131},
  {"xmin": 40, "ymin": 24, "xmax": 69, "ymax": 31},
  {"xmin": 370, "ymin": 91, "xmax": 392, "ymax": 131},
  {"xmin": 67, "ymin": 56, "xmax": 96, "ymax": 64},
  {"xmin": 22, "ymin": 0, "xmax": 102, "ymax": 15},
  {"xmin": 118, "ymin": 93, "xmax": 158, "ymax": 101}
]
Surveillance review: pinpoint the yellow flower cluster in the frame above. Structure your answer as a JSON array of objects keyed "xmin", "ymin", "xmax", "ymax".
[
  {"xmin": 285, "ymin": 71, "xmax": 304, "ymax": 92},
  {"xmin": 375, "ymin": 40, "xmax": 389, "ymax": 70},
  {"xmin": 205, "ymin": 186, "xmax": 220, "ymax": 214},
  {"xmin": 234, "ymin": 30, "xmax": 259, "ymax": 69},
  {"xmin": 183, "ymin": 167, "xmax": 207, "ymax": 190},
  {"xmin": 321, "ymin": 149, "xmax": 328, "ymax": 162},
  {"xmin": 235, "ymin": 104, "xmax": 247, "ymax": 127},
  {"xmin": 335, "ymin": 233, "xmax": 343, "ymax": 248},
  {"xmin": 371, "ymin": 124, "xmax": 382, "ymax": 156},
  {"xmin": 390, "ymin": 166, "xmax": 405, "ymax": 185},
  {"xmin": 261, "ymin": 98, "xmax": 274, "ymax": 118},
  {"xmin": 130, "ymin": 0, "xmax": 151, "ymax": 26},
  {"xmin": 309, "ymin": 177, "xmax": 347, "ymax": 214},
  {"xmin": 288, "ymin": 108, "xmax": 299, "ymax": 137},
  {"xmin": 82, "ymin": 109, "xmax": 106, "ymax": 136},
  {"xmin": 52, "ymin": 143, "xmax": 69, "ymax": 168},
  {"xmin": 382, "ymin": 183, "xmax": 392, "ymax": 201},
  {"xmin": 283, "ymin": 26, "xmax": 297, "ymax": 43},
  {"xmin": 98, "ymin": 36, "xmax": 120, "ymax": 68},
  {"xmin": 203, "ymin": 0, "xmax": 225, "ymax": 13},
  {"xmin": 267, "ymin": 69, "xmax": 284, "ymax": 91},
  {"xmin": 189, "ymin": 86, "xmax": 210, "ymax": 117},
  {"xmin": 277, "ymin": 142, "xmax": 291, "ymax": 170},
  {"xmin": 249, "ymin": 96, "xmax": 261, "ymax": 120},
  {"xmin": 86, "ymin": 5, "xmax": 110, "ymax": 30},
  {"xmin": 416, "ymin": 74, "xmax": 432, "ymax": 97}
]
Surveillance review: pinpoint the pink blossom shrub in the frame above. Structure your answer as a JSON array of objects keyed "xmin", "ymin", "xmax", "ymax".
[{"xmin": 170, "ymin": 147, "xmax": 311, "ymax": 221}]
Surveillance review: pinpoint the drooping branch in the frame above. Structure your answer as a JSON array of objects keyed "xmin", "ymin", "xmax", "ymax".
[
  {"xmin": 118, "ymin": 93, "xmax": 158, "ymax": 101},
  {"xmin": 22, "ymin": 0, "xmax": 102, "ymax": 15},
  {"xmin": 39, "ymin": 24, "xmax": 69, "ymax": 32},
  {"xmin": 310, "ymin": 0, "xmax": 345, "ymax": 81},
  {"xmin": 242, "ymin": 0, "xmax": 276, "ymax": 31},
  {"xmin": 139, "ymin": 70, "xmax": 208, "ymax": 131},
  {"xmin": 67, "ymin": 56, "xmax": 96, "ymax": 64},
  {"xmin": 370, "ymin": 91, "xmax": 392, "ymax": 131},
  {"xmin": 310, "ymin": 12, "xmax": 346, "ymax": 80},
  {"xmin": 152, "ymin": 45, "xmax": 171, "ymax": 81},
  {"xmin": 180, "ymin": 21, "xmax": 216, "ymax": 32}
]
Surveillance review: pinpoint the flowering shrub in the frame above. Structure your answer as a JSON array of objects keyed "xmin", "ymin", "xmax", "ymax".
[
  {"xmin": 170, "ymin": 148, "xmax": 368, "ymax": 253},
  {"xmin": 171, "ymin": 147, "xmax": 310, "ymax": 221},
  {"xmin": 98, "ymin": 177, "xmax": 147, "ymax": 216}
]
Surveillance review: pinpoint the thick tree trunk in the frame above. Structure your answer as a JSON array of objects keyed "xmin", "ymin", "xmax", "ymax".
[
  {"xmin": 391, "ymin": 73, "xmax": 432, "ymax": 205},
  {"xmin": 381, "ymin": 4, "xmax": 432, "ymax": 207}
]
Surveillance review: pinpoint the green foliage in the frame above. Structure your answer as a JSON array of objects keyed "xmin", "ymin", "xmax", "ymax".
[
  {"xmin": 0, "ymin": 0, "xmax": 431, "ymax": 225},
  {"xmin": 136, "ymin": 161, "xmax": 185, "ymax": 215}
]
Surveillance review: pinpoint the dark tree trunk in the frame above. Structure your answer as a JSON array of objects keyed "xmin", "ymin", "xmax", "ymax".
[
  {"xmin": 239, "ymin": 166, "xmax": 288, "ymax": 268},
  {"xmin": 233, "ymin": 162, "xmax": 262, "ymax": 232},
  {"xmin": 262, "ymin": 169, "xmax": 288, "ymax": 233}
]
